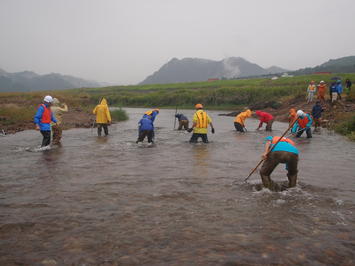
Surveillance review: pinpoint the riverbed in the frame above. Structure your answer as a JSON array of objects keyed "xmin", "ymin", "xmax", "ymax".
[{"xmin": 0, "ymin": 108, "xmax": 354, "ymax": 265}]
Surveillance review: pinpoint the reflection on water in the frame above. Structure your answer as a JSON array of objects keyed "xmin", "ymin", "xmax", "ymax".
[
  {"xmin": 192, "ymin": 145, "xmax": 210, "ymax": 170},
  {"xmin": 0, "ymin": 108, "xmax": 354, "ymax": 265}
]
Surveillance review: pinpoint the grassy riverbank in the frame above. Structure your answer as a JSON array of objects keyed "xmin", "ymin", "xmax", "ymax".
[{"xmin": 1, "ymin": 73, "xmax": 354, "ymax": 138}]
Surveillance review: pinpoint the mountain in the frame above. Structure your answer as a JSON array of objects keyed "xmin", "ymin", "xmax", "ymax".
[
  {"xmin": 265, "ymin": 66, "xmax": 289, "ymax": 75},
  {"xmin": 140, "ymin": 57, "xmax": 288, "ymax": 84},
  {"xmin": 292, "ymin": 56, "xmax": 355, "ymax": 75},
  {"xmin": 0, "ymin": 69, "xmax": 102, "ymax": 92}
]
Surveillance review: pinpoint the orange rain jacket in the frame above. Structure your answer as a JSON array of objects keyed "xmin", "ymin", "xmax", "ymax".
[{"xmin": 234, "ymin": 109, "xmax": 252, "ymax": 127}]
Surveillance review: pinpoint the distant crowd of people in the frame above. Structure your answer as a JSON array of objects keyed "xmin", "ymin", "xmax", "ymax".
[{"xmin": 306, "ymin": 78, "xmax": 352, "ymax": 104}]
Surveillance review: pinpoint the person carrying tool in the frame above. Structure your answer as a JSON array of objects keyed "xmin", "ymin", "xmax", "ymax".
[
  {"xmin": 234, "ymin": 109, "xmax": 252, "ymax": 132},
  {"xmin": 288, "ymin": 108, "xmax": 297, "ymax": 127},
  {"xmin": 93, "ymin": 97, "xmax": 111, "ymax": 136},
  {"xmin": 292, "ymin": 110, "xmax": 313, "ymax": 138},
  {"xmin": 175, "ymin": 113, "xmax": 189, "ymax": 130},
  {"xmin": 187, "ymin": 104, "xmax": 215, "ymax": 143},
  {"xmin": 311, "ymin": 101, "xmax": 324, "ymax": 132},
  {"xmin": 51, "ymin": 98, "xmax": 68, "ymax": 145},
  {"xmin": 307, "ymin": 81, "xmax": 317, "ymax": 103},
  {"xmin": 34, "ymin": 95, "xmax": 57, "ymax": 147},
  {"xmin": 255, "ymin": 110, "xmax": 274, "ymax": 131},
  {"xmin": 136, "ymin": 115, "xmax": 154, "ymax": 145},
  {"xmin": 317, "ymin": 81, "xmax": 327, "ymax": 103},
  {"xmin": 260, "ymin": 136, "xmax": 299, "ymax": 191}
]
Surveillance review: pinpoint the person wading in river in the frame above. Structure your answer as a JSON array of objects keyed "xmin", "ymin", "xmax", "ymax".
[
  {"xmin": 292, "ymin": 110, "xmax": 313, "ymax": 138},
  {"xmin": 136, "ymin": 115, "xmax": 154, "ymax": 145},
  {"xmin": 260, "ymin": 136, "xmax": 299, "ymax": 191},
  {"xmin": 51, "ymin": 98, "xmax": 68, "ymax": 145},
  {"xmin": 93, "ymin": 98, "xmax": 111, "ymax": 136},
  {"xmin": 34, "ymin": 95, "xmax": 57, "ymax": 147},
  {"xmin": 234, "ymin": 109, "xmax": 252, "ymax": 132},
  {"xmin": 142, "ymin": 109, "xmax": 159, "ymax": 140},
  {"xmin": 175, "ymin": 113, "xmax": 189, "ymax": 130},
  {"xmin": 187, "ymin": 104, "xmax": 215, "ymax": 143},
  {"xmin": 255, "ymin": 110, "xmax": 274, "ymax": 131}
]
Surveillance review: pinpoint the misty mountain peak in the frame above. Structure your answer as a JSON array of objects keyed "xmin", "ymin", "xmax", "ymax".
[{"xmin": 140, "ymin": 56, "xmax": 285, "ymax": 84}]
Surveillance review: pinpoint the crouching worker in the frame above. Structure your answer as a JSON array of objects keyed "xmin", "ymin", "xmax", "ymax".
[
  {"xmin": 51, "ymin": 98, "xmax": 68, "ymax": 145},
  {"xmin": 234, "ymin": 109, "xmax": 252, "ymax": 132},
  {"xmin": 175, "ymin": 113, "xmax": 189, "ymax": 130},
  {"xmin": 292, "ymin": 110, "xmax": 313, "ymax": 138},
  {"xmin": 34, "ymin": 95, "xmax": 57, "ymax": 147},
  {"xmin": 260, "ymin": 136, "xmax": 299, "ymax": 191},
  {"xmin": 255, "ymin": 110, "xmax": 274, "ymax": 131},
  {"xmin": 187, "ymin": 104, "xmax": 215, "ymax": 143},
  {"xmin": 93, "ymin": 98, "xmax": 111, "ymax": 136},
  {"xmin": 136, "ymin": 116, "xmax": 154, "ymax": 144}
]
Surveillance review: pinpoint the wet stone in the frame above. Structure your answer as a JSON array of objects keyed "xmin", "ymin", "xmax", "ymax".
[{"xmin": 41, "ymin": 259, "xmax": 57, "ymax": 265}]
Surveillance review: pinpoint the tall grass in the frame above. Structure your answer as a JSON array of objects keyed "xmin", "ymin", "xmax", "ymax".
[
  {"xmin": 78, "ymin": 73, "xmax": 355, "ymax": 108},
  {"xmin": 0, "ymin": 105, "xmax": 34, "ymax": 125},
  {"xmin": 111, "ymin": 108, "xmax": 128, "ymax": 122}
]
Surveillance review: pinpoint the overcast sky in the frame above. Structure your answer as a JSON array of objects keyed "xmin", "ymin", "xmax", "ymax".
[{"xmin": 1, "ymin": 0, "xmax": 355, "ymax": 84}]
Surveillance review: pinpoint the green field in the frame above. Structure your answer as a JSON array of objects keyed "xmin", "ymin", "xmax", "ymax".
[{"xmin": 72, "ymin": 73, "xmax": 355, "ymax": 108}]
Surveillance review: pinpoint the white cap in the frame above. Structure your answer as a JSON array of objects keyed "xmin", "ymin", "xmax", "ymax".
[
  {"xmin": 320, "ymin": 80, "xmax": 324, "ymax": 83},
  {"xmin": 43, "ymin": 95, "xmax": 53, "ymax": 103},
  {"xmin": 297, "ymin": 110, "xmax": 304, "ymax": 117}
]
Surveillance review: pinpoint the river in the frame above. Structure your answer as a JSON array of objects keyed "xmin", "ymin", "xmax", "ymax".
[{"xmin": 0, "ymin": 108, "xmax": 354, "ymax": 265}]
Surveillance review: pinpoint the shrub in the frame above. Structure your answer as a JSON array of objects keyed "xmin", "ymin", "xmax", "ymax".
[
  {"xmin": 335, "ymin": 115, "xmax": 355, "ymax": 136},
  {"xmin": 111, "ymin": 108, "xmax": 128, "ymax": 122}
]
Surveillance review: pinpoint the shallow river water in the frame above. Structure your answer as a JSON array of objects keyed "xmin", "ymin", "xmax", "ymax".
[{"xmin": 0, "ymin": 108, "xmax": 354, "ymax": 265}]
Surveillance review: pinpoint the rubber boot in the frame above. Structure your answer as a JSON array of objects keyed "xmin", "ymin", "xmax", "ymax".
[
  {"xmin": 260, "ymin": 174, "xmax": 275, "ymax": 190},
  {"xmin": 287, "ymin": 174, "xmax": 297, "ymax": 188}
]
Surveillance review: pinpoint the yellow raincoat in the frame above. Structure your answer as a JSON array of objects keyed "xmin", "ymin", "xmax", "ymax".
[
  {"xmin": 234, "ymin": 109, "xmax": 252, "ymax": 127},
  {"xmin": 93, "ymin": 98, "xmax": 111, "ymax": 124},
  {"xmin": 192, "ymin": 109, "xmax": 212, "ymax": 134}
]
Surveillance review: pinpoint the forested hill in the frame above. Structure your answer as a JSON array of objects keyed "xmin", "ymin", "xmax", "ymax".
[
  {"xmin": 292, "ymin": 56, "xmax": 355, "ymax": 75},
  {"xmin": 0, "ymin": 69, "xmax": 101, "ymax": 92}
]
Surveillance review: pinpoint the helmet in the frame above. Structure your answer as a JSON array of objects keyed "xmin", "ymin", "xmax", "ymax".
[
  {"xmin": 43, "ymin": 95, "xmax": 53, "ymax": 103},
  {"xmin": 297, "ymin": 110, "xmax": 304, "ymax": 117},
  {"xmin": 320, "ymin": 80, "xmax": 325, "ymax": 83},
  {"xmin": 195, "ymin": 103, "xmax": 203, "ymax": 109}
]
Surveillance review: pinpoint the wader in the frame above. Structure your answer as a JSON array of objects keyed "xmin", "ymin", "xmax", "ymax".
[{"xmin": 260, "ymin": 151, "xmax": 298, "ymax": 191}]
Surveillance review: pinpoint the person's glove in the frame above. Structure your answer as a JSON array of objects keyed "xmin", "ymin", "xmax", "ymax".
[
  {"xmin": 211, "ymin": 128, "xmax": 215, "ymax": 134},
  {"xmin": 187, "ymin": 128, "xmax": 193, "ymax": 133}
]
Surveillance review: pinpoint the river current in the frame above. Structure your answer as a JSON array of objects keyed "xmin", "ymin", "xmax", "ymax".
[{"xmin": 0, "ymin": 108, "xmax": 354, "ymax": 265}]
